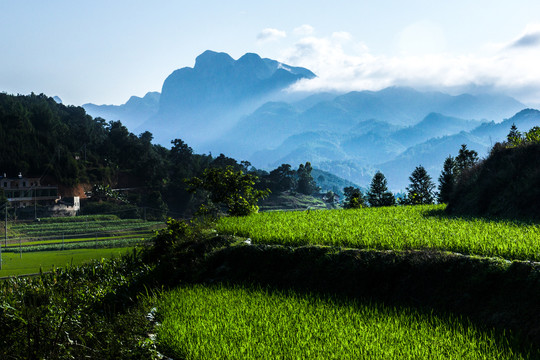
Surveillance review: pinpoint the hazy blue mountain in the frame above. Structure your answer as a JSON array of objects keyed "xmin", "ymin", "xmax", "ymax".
[
  {"xmin": 79, "ymin": 50, "xmax": 533, "ymax": 194},
  {"xmin": 212, "ymin": 101, "xmax": 301, "ymax": 160},
  {"xmin": 341, "ymin": 132, "xmax": 406, "ymax": 163},
  {"xmin": 349, "ymin": 119, "xmax": 402, "ymax": 136},
  {"xmin": 376, "ymin": 132, "xmax": 488, "ymax": 191},
  {"xmin": 83, "ymin": 91, "xmax": 160, "ymax": 129},
  {"xmin": 311, "ymin": 168, "xmax": 363, "ymax": 195},
  {"xmin": 250, "ymin": 131, "xmax": 345, "ymax": 168},
  {"xmin": 215, "ymin": 87, "xmax": 524, "ymax": 168},
  {"xmin": 315, "ymin": 160, "xmax": 375, "ymax": 188},
  {"xmin": 471, "ymin": 108, "xmax": 540, "ymax": 142},
  {"xmin": 391, "ymin": 113, "xmax": 484, "ymax": 147},
  {"xmin": 142, "ymin": 50, "xmax": 316, "ymax": 146},
  {"xmin": 332, "ymin": 87, "xmax": 524, "ymax": 126},
  {"xmin": 291, "ymin": 92, "xmax": 340, "ymax": 112}
]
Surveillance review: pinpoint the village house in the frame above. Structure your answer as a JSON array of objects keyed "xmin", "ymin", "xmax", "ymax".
[{"xmin": 0, "ymin": 173, "xmax": 60, "ymax": 208}]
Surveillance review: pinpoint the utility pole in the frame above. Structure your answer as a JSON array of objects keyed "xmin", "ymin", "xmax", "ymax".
[
  {"xmin": 1, "ymin": 202, "xmax": 6, "ymax": 270},
  {"xmin": 34, "ymin": 188, "xmax": 37, "ymax": 220},
  {"xmin": 4, "ymin": 202, "xmax": 7, "ymax": 247}
]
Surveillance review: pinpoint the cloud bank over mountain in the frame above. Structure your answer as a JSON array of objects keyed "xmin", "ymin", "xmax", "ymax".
[{"xmin": 275, "ymin": 24, "xmax": 540, "ymax": 105}]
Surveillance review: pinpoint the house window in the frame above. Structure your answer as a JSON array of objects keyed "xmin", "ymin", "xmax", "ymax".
[{"xmin": 22, "ymin": 181, "xmax": 26, "ymax": 187}]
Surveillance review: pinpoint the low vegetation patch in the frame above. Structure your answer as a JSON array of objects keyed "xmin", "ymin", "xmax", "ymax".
[
  {"xmin": 156, "ymin": 284, "xmax": 534, "ymax": 360},
  {"xmin": 0, "ymin": 247, "xmax": 136, "ymax": 277},
  {"xmin": 217, "ymin": 204, "xmax": 540, "ymax": 261},
  {"xmin": 0, "ymin": 251, "xmax": 157, "ymax": 359}
]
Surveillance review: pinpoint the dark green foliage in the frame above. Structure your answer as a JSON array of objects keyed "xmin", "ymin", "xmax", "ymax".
[
  {"xmin": 266, "ymin": 164, "xmax": 297, "ymax": 192},
  {"xmin": 296, "ymin": 162, "xmax": 319, "ymax": 195},
  {"xmin": 80, "ymin": 200, "xmax": 141, "ymax": 219},
  {"xmin": 447, "ymin": 141, "xmax": 540, "ymax": 219},
  {"xmin": 366, "ymin": 171, "xmax": 395, "ymax": 207},
  {"xmin": 343, "ymin": 186, "xmax": 365, "ymax": 209},
  {"xmin": 405, "ymin": 165, "xmax": 435, "ymax": 205},
  {"xmin": 455, "ymin": 144, "xmax": 479, "ymax": 176},
  {"xmin": 505, "ymin": 124, "xmax": 540, "ymax": 148},
  {"xmin": 438, "ymin": 156, "xmax": 455, "ymax": 204},
  {"xmin": 507, "ymin": 123, "xmax": 521, "ymax": 146},
  {"xmin": 0, "ymin": 252, "xmax": 157, "ymax": 359},
  {"xmin": 186, "ymin": 166, "xmax": 270, "ymax": 216}
]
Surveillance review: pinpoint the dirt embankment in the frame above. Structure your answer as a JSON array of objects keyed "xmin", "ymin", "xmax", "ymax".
[{"xmin": 58, "ymin": 183, "xmax": 92, "ymax": 198}]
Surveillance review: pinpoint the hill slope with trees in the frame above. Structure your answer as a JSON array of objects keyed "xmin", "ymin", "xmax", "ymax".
[{"xmin": 447, "ymin": 126, "xmax": 540, "ymax": 219}]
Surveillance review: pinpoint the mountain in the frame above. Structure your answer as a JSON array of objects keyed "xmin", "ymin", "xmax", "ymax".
[
  {"xmin": 330, "ymin": 87, "xmax": 523, "ymax": 126},
  {"xmin": 82, "ymin": 50, "xmax": 315, "ymax": 147},
  {"xmin": 214, "ymin": 87, "xmax": 524, "ymax": 165},
  {"xmin": 471, "ymin": 108, "xmax": 540, "ymax": 143},
  {"xmin": 378, "ymin": 132, "xmax": 489, "ymax": 191},
  {"xmin": 391, "ymin": 113, "xmax": 484, "ymax": 147},
  {"xmin": 140, "ymin": 51, "xmax": 316, "ymax": 147},
  {"xmin": 83, "ymin": 92, "xmax": 160, "ymax": 130},
  {"xmin": 80, "ymin": 51, "xmax": 532, "ymax": 194}
]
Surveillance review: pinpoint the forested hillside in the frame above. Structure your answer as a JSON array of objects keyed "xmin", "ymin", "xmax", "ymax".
[
  {"xmin": 447, "ymin": 127, "xmax": 540, "ymax": 219},
  {"xmin": 1, "ymin": 93, "xmax": 344, "ymax": 216},
  {"xmin": 0, "ymin": 93, "xmax": 212, "ymax": 215}
]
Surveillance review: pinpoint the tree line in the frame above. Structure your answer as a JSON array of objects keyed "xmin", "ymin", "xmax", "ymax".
[{"xmin": 3, "ymin": 93, "xmax": 534, "ymax": 218}]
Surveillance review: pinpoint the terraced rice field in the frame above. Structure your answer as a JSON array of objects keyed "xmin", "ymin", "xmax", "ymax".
[
  {"xmin": 0, "ymin": 215, "xmax": 163, "ymax": 275},
  {"xmin": 156, "ymin": 285, "xmax": 534, "ymax": 360},
  {"xmin": 2, "ymin": 215, "xmax": 163, "ymax": 252},
  {"xmin": 217, "ymin": 204, "xmax": 540, "ymax": 261}
]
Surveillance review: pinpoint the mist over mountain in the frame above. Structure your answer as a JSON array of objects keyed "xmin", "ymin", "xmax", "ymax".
[
  {"xmin": 84, "ymin": 50, "xmax": 315, "ymax": 147},
  {"xmin": 83, "ymin": 50, "xmax": 534, "ymax": 192},
  {"xmin": 83, "ymin": 92, "xmax": 160, "ymax": 130},
  {"xmin": 142, "ymin": 50, "xmax": 315, "ymax": 146}
]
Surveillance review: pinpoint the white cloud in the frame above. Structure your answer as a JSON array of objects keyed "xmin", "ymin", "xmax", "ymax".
[
  {"xmin": 397, "ymin": 20, "xmax": 446, "ymax": 55},
  {"xmin": 507, "ymin": 23, "xmax": 540, "ymax": 49},
  {"xmin": 257, "ymin": 28, "xmax": 287, "ymax": 42},
  {"xmin": 331, "ymin": 31, "xmax": 352, "ymax": 42},
  {"xmin": 280, "ymin": 26, "xmax": 540, "ymax": 105},
  {"xmin": 293, "ymin": 24, "xmax": 314, "ymax": 36}
]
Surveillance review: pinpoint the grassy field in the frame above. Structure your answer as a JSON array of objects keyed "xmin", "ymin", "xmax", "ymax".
[
  {"xmin": 217, "ymin": 204, "xmax": 540, "ymax": 261},
  {"xmin": 0, "ymin": 247, "xmax": 135, "ymax": 277},
  {"xmin": 2, "ymin": 215, "xmax": 162, "ymax": 251},
  {"xmin": 156, "ymin": 284, "xmax": 534, "ymax": 360}
]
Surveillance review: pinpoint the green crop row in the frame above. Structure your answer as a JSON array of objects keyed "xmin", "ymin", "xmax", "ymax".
[
  {"xmin": 11, "ymin": 219, "xmax": 157, "ymax": 232},
  {"xmin": 3, "ymin": 237, "xmax": 150, "ymax": 253},
  {"xmin": 9, "ymin": 222, "xmax": 162, "ymax": 238},
  {"xmin": 156, "ymin": 284, "xmax": 533, "ymax": 360},
  {"xmin": 217, "ymin": 205, "xmax": 540, "ymax": 261},
  {"xmin": 35, "ymin": 214, "xmax": 120, "ymax": 223},
  {"xmin": 4, "ymin": 230, "xmax": 155, "ymax": 247}
]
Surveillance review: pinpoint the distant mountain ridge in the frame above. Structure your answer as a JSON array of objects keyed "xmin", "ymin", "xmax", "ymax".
[
  {"xmin": 82, "ymin": 50, "xmax": 534, "ymax": 191},
  {"xmin": 83, "ymin": 92, "xmax": 160, "ymax": 129},
  {"xmin": 85, "ymin": 50, "xmax": 315, "ymax": 146}
]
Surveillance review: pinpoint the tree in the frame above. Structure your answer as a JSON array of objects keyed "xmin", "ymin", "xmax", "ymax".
[
  {"xmin": 186, "ymin": 166, "xmax": 270, "ymax": 216},
  {"xmin": 455, "ymin": 144, "xmax": 478, "ymax": 176},
  {"xmin": 506, "ymin": 123, "xmax": 522, "ymax": 146},
  {"xmin": 406, "ymin": 165, "xmax": 435, "ymax": 205},
  {"xmin": 343, "ymin": 186, "xmax": 365, "ymax": 209},
  {"xmin": 267, "ymin": 164, "xmax": 296, "ymax": 192},
  {"xmin": 438, "ymin": 156, "xmax": 455, "ymax": 204},
  {"xmin": 296, "ymin": 162, "xmax": 319, "ymax": 195},
  {"xmin": 366, "ymin": 171, "xmax": 394, "ymax": 207}
]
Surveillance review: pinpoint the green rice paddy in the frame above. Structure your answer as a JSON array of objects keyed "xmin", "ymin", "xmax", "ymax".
[
  {"xmin": 0, "ymin": 247, "xmax": 134, "ymax": 277},
  {"xmin": 217, "ymin": 204, "xmax": 540, "ymax": 261},
  {"xmin": 156, "ymin": 285, "xmax": 534, "ymax": 360}
]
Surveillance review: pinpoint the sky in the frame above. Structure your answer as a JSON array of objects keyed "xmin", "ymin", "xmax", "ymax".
[{"xmin": 2, "ymin": 1, "xmax": 540, "ymax": 107}]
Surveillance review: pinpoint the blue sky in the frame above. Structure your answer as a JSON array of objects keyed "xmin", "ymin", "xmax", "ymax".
[{"xmin": 2, "ymin": 1, "xmax": 540, "ymax": 106}]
